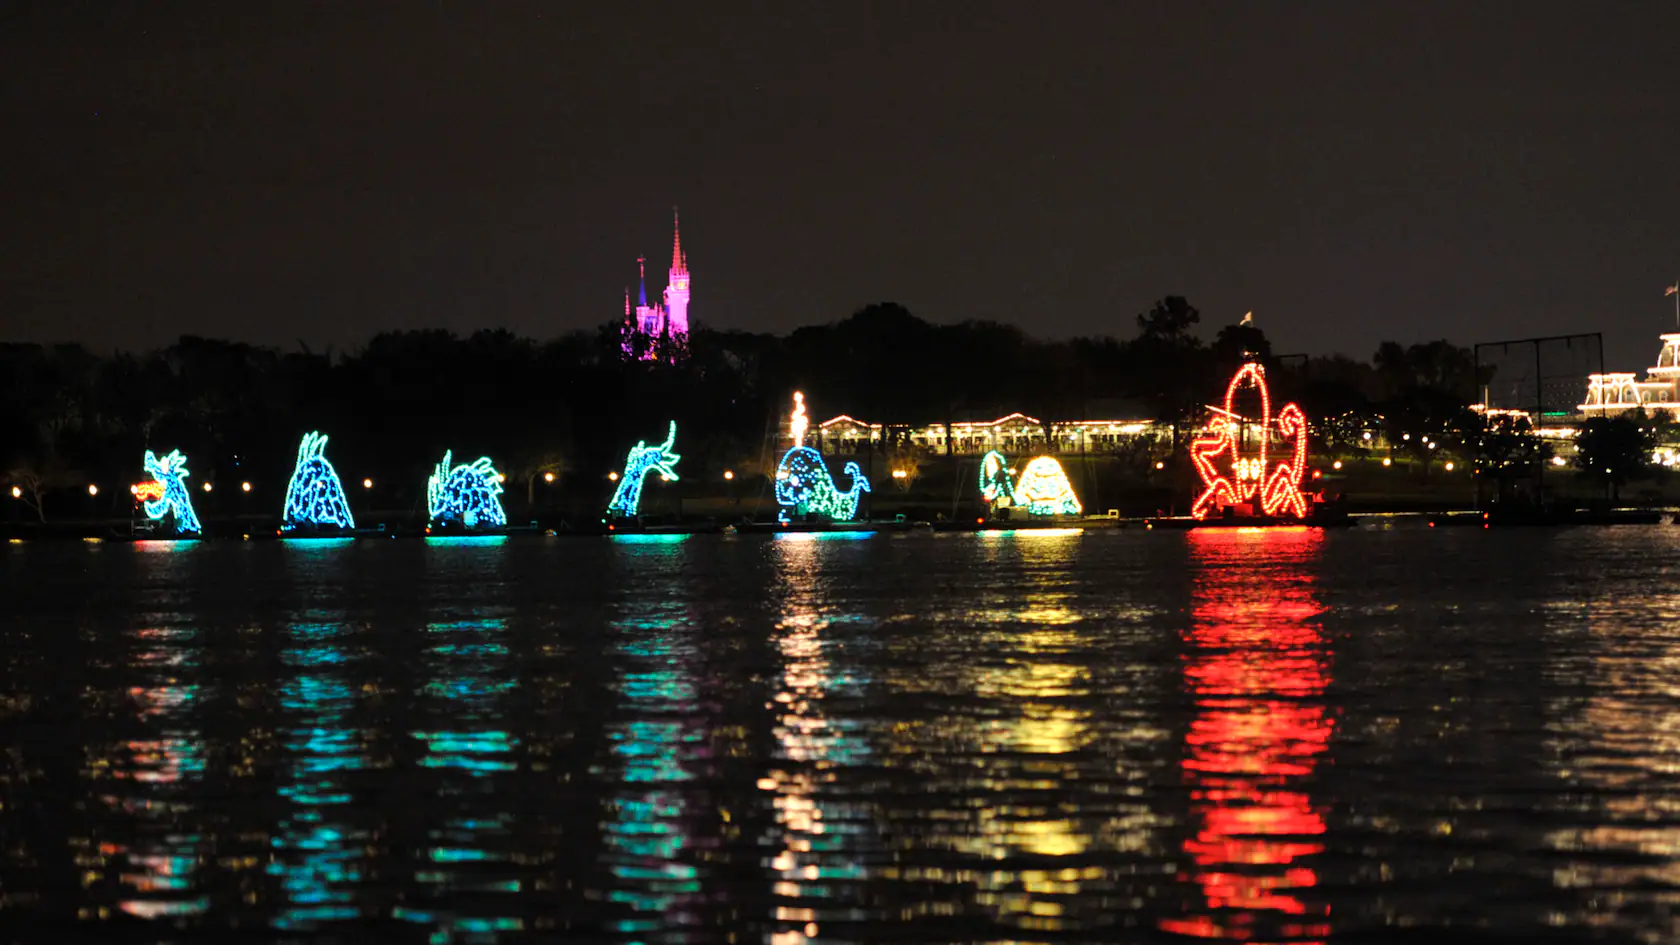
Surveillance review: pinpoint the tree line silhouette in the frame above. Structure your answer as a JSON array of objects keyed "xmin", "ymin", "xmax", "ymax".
[{"xmin": 0, "ymin": 298, "xmax": 1496, "ymax": 521}]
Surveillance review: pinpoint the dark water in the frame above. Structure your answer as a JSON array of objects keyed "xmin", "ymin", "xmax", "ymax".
[{"xmin": 2, "ymin": 526, "xmax": 1678, "ymax": 943}]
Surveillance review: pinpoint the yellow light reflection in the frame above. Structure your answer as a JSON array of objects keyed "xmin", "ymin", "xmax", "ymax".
[
  {"xmin": 761, "ymin": 532, "xmax": 872, "ymax": 944},
  {"xmin": 1546, "ymin": 588, "xmax": 1680, "ymax": 897},
  {"xmin": 965, "ymin": 533, "xmax": 1096, "ymax": 929}
]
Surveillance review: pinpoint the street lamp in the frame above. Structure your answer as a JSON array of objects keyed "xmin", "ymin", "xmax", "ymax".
[
  {"xmin": 87, "ymin": 484, "xmax": 98, "ymax": 496},
  {"xmin": 241, "ymin": 481, "xmax": 252, "ymax": 492},
  {"xmin": 8, "ymin": 486, "xmax": 18, "ymax": 499},
  {"xmin": 362, "ymin": 478, "xmax": 374, "ymax": 489},
  {"xmin": 202, "ymin": 482, "xmax": 213, "ymax": 492},
  {"xmin": 608, "ymin": 472, "xmax": 620, "ymax": 482},
  {"xmin": 723, "ymin": 470, "xmax": 734, "ymax": 481},
  {"xmin": 543, "ymin": 471, "xmax": 555, "ymax": 483}
]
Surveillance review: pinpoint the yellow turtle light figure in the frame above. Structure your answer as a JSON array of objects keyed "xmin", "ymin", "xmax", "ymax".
[{"xmin": 979, "ymin": 450, "xmax": 1082, "ymax": 516}]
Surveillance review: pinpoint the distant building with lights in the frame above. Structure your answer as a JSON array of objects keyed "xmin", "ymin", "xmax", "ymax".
[
  {"xmin": 809, "ymin": 411, "xmax": 1163, "ymax": 457},
  {"xmin": 1579, "ymin": 333, "xmax": 1680, "ymax": 415},
  {"xmin": 622, "ymin": 209, "xmax": 690, "ymax": 360}
]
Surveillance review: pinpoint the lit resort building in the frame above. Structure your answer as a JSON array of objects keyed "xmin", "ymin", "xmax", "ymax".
[
  {"xmin": 1579, "ymin": 333, "xmax": 1680, "ymax": 415},
  {"xmin": 621, "ymin": 209, "xmax": 690, "ymax": 359},
  {"xmin": 810, "ymin": 412, "xmax": 1161, "ymax": 456}
]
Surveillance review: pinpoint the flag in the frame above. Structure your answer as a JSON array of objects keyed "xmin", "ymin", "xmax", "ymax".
[{"xmin": 1669, "ymin": 284, "xmax": 1679, "ymax": 297}]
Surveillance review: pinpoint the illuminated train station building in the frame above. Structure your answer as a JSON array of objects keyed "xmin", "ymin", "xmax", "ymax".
[
  {"xmin": 810, "ymin": 411, "xmax": 1163, "ymax": 457},
  {"xmin": 1579, "ymin": 333, "xmax": 1680, "ymax": 415}
]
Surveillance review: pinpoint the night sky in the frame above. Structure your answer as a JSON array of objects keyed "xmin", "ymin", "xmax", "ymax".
[{"xmin": 3, "ymin": 3, "xmax": 1678, "ymax": 368}]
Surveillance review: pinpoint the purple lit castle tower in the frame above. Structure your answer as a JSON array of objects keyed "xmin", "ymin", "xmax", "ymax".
[{"xmin": 622, "ymin": 209, "xmax": 690, "ymax": 360}]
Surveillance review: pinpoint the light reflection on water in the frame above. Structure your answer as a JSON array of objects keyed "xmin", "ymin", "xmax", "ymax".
[
  {"xmin": 762, "ymin": 531, "xmax": 873, "ymax": 945},
  {"xmin": 1162, "ymin": 527, "xmax": 1333, "ymax": 942},
  {"xmin": 108, "ymin": 623, "xmax": 209, "ymax": 920},
  {"xmin": 599, "ymin": 534, "xmax": 707, "ymax": 938},
  {"xmin": 965, "ymin": 528, "xmax": 1100, "ymax": 934},
  {"xmin": 13, "ymin": 529, "xmax": 1680, "ymax": 940},
  {"xmin": 1544, "ymin": 574, "xmax": 1680, "ymax": 932},
  {"xmin": 394, "ymin": 616, "xmax": 523, "ymax": 942},
  {"xmin": 268, "ymin": 612, "xmax": 367, "ymax": 931}
]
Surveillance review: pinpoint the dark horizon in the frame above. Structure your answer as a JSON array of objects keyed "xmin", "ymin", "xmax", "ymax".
[{"xmin": 3, "ymin": 3, "xmax": 1679, "ymax": 368}]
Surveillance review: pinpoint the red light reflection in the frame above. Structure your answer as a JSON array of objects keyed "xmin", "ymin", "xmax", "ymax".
[{"xmin": 1161, "ymin": 528, "xmax": 1333, "ymax": 942}]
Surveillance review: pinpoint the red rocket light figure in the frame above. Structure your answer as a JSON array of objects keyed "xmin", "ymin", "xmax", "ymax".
[{"xmin": 1189, "ymin": 363, "xmax": 1310, "ymax": 520}]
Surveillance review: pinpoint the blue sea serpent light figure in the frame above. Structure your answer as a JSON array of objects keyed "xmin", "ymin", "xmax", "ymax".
[
  {"xmin": 773, "ymin": 392, "xmax": 871, "ymax": 522},
  {"xmin": 140, "ymin": 449, "xmax": 204, "ymax": 535},
  {"xmin": 281, "ymin": 431, "xmax": 356, "ymax": 531},
  {"xmin": 427, "ymin": 451, "xmax": 508, "ymax": 529},
  {"xmin": 979, "ymin": 449, "xmax": 1081, "ymax": 516},
  {"xmin": 607, "ymin": 422, "xmax": 680, "ymax": 519}
]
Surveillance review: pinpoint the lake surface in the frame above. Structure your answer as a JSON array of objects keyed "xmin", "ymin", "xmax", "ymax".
[{"xmin": 2, "ymin": 526, "xmax": 1679, "ymax": 943}]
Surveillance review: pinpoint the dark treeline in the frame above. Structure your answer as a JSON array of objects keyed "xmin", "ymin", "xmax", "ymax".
[{"xmin": 1, "ymin": 298, "xmax": 1482, "ymax": 519}]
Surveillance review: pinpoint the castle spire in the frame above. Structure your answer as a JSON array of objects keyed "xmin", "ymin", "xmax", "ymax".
[
  {"xmin": 671, "ymin": 206, "xmax": 685, "ymax": 274},
  {"xmin": 637, "ymin": 256, "xmax": 648, "ymax": 308}
]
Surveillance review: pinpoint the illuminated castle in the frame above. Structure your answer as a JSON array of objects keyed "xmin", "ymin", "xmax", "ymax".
[{"xmin": 622, "ymin": 209, "xmax": 690, "ymax": 359}]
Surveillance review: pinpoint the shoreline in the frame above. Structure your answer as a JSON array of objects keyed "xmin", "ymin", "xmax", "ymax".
[{"xmin": 6, "ymin": 504, "xmax": 1673, "ymax": 542}]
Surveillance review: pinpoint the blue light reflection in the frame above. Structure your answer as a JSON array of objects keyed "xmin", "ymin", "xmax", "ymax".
[
  {"xmin": 268, "ymin": 617, "xmax": 367, "ymax": 931},
  {"xmin": 610, "ymin": 532, "xmax": 691, "ymax": 544},
  {"xmin": 600, "ymin": 537, "xmax": 706, "ymax": 935},
  {"xmin": 397, "ymin": 617, "xmax": 524, "ymax": 942},
  {"xmin": 424, "ymin": 535, "xmax": 509, "ymax": 547}
]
